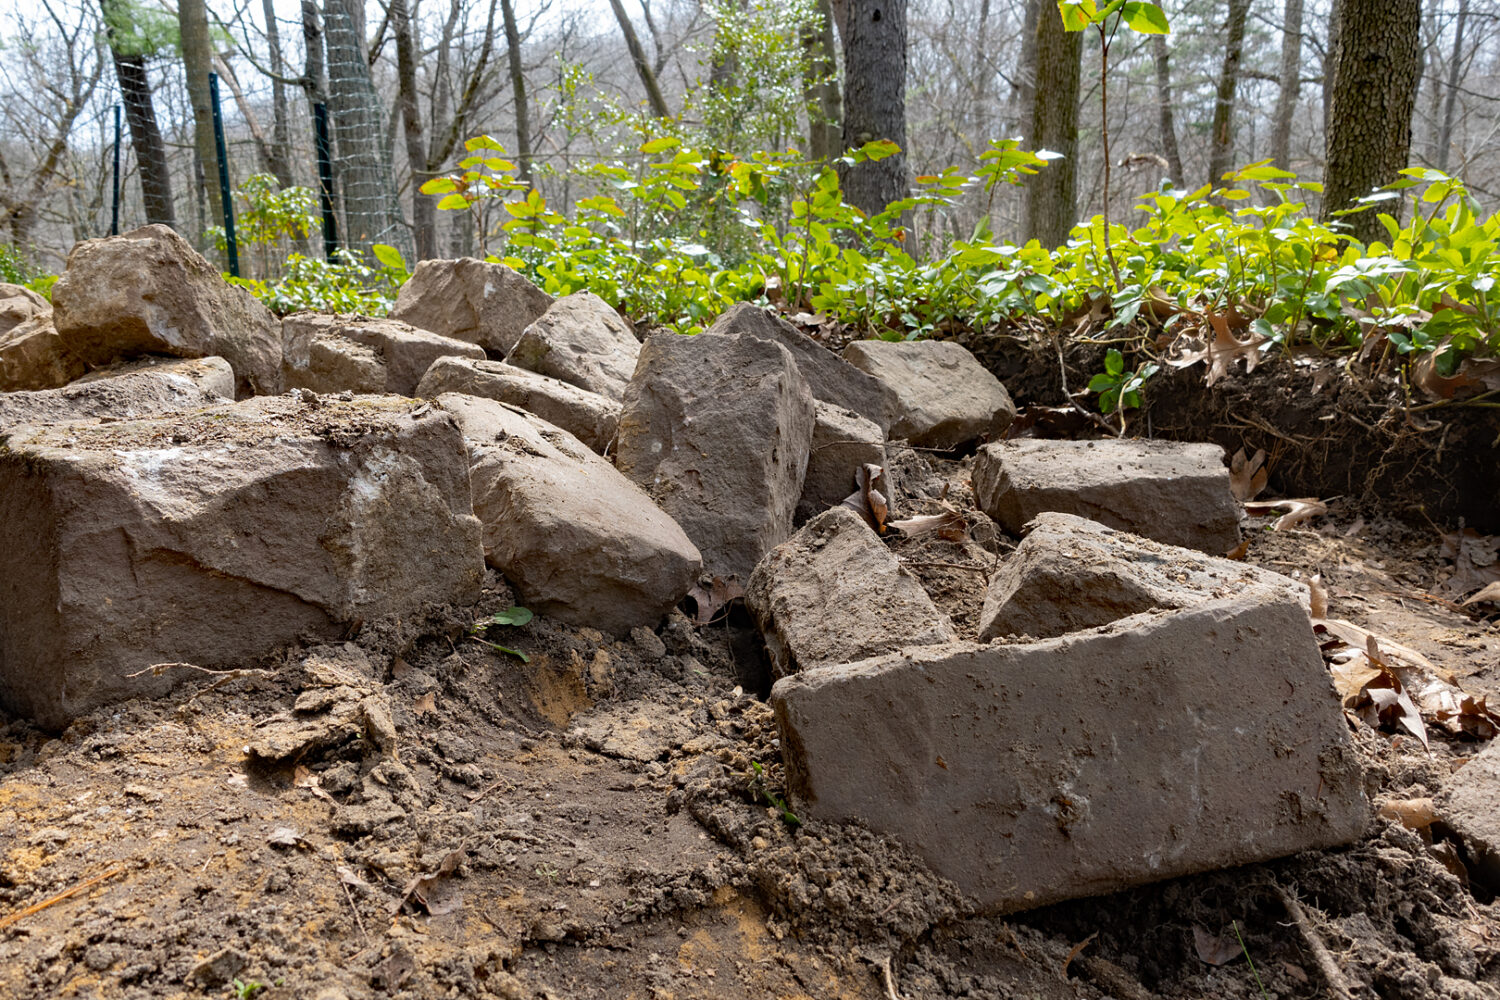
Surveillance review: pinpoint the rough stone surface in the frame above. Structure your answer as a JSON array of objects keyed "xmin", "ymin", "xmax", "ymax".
[
  {"xmin": 707, "ymin": 303, "xmax": 898, "ymax": 432},
  {"xmin": 1436, "ymin": 739, "xmax": 1500, "ymax": 889},
  {"xmin": 747, "ymin": 507, "xmax": 954, "ymax": 680},
  {"xmin": 0, "ymin": 395, "xmax": 484, "ymax": 728},
  {"xmin": 0, "ymin": 316, "xmax": 84, "ymax": 391},
  {"xmin": 797, "ymin": 401, "xmax": 886, "ymax": 524},
  {"xmin": 0, "ymin": 357, "xmax": 234, "ymax": 431},
  {"xmin": 281, "ymin": 312, "xmax": 485, "ymax": 396},
  {"xmin": 841, "ymin": 339, "xmax": 1015, "ymax": 449},
  {"xmin": 390, "ymin": 258, "xmax": 553, "ymax": 355},
  {"xmin": 506, "ymin": 292, "xmax": 640, "ymax": 402},
  {"xmin": 972, "ymin": 438, "xmax": 1242, "ymax": 554},
  {"xmin": 980, "ymin": 512, "xmax": 1307, "ymax": 640},
  {"xmin": 437, "ymin": 393, "xmax": 699, "ymax": 637},
  {"xmin": 615, "ymin": 332, "xmax": 815, "ymax": 585},
  {"xmin": 51, "ymin": 225, "xmax": 282, "ymax": 397},
  {"xmin": 0, "ymin": 282, "xmax": 50, "ymax": 337},
  {"xmin": 771, "ymin": 595, "xmax": 1369, "ymax": 914},
  {"xmin": 416, "ymin": 356, "xmax": 618, "ymax": 453}
]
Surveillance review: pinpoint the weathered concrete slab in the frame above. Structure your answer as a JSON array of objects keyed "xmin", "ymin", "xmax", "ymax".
[
  {"xmin": 0, "ymin": 316, "xmax": 84, "ymax": 391},
  {"xmin": 980, "ymin": 512, "xmax": 1306, "ymax": 640},
  {"xmin": 416, "ymin": 356, "xmax": 618, "ymax": 453},
  {"xmin": 281, "ymin": 312, "xmax": 485, "ymax": 396},
  {"xmin": 615, "ymin": 332, "xmax": 814, "ymax": 584},
  {"xmin": 708, "ymin": 303, "xmax": 898, "ymax": 432},
  {"xmin": 797, "ymin": 401, "xmax": 886, "ymax": 524},
  {"xmin": 841, "ymin": 339, "xmax": 1014, "ymax": 449},
  {"xmin": 972, "ymin": 438, "xmax": 1242, "ymax": 554},
  {"xmin": 390, "ymin": 257, "xmax": 553, "ymax": 355},
  {"xmin": 52, "ymin": 225, "xmax": 282, "ymax": 397},
  {"xmin": 0, "ymin": 356, "xmax": 233, "ymax": 431},
  {"xmin": 772, "ymin": 595, "xmax": 1368, "ymax": 914},
  {"xmin": 1436, "ymin": 740, "xmax": 1500, "ymax": 889},
  {"xmin": 0, "ymin": 394, "xmax": 484, "ymax": 728},
  {"xmin": 747, "ymin": 507, "xmax": 954, "ymax": 680},
  {"xmin": 506, "ymin": 292, "xmax": 640, "ymax": 402},
  {"xmin": 438, "ymin": 393, "xmax": 699, "ymax": 637}
]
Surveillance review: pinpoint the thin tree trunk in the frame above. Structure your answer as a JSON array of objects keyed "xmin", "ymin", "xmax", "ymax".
[
  {"xmin": 1322, "ymin": 0, "xmax": 1421, "ymax": 244},
  {"xmin": 1024, "ymin": 3, "xmax": 1081, "ymax": 247},
  {"xmin": 841, "ymin": 0, "xmax": 909, "ymax": 219},
  {"xmin": 1438, "ymin": 0, "xmax": 1469, "ymax": 172},
  {"xmin": 179, "ymin": 0, "xmax": 222, "ymax": 245},
  {"xmin": 392, "ymin": 0, "xmax": 433, "ymax": 261},
  {"xmin": 101, "ymin": 0, "xmax": 175, "ymax": 229},
  {"xmin": 1270, "ymin": 0, "xmax": 1303, "ymax": 172},
  {"xmin": 1015, "ymin": 0, "xmax": 1042, "ymax": 139},
  {"xmin": 801, "ymin": 0, "xmax": 842, "ymax": 161},
  {"xmin": 500, "ymin": 0, "xmax": 533, "ymax": 186},
  {"xmin": 608, "ymin": 0, "xmax": 671, "ymax": 119},
  {"xmin": 1322, "ymin": 8, "xmax": 1340, "ymax": 141},
  {"xmin": 261, "ymin": 0, "xmax": 296, "ymax": 187},
  {"xmin": 1152, "ymin": 35, "xmax": 1185, "ymax": 187},
  {"xmin": 1207, "ymin": 0, "xmax": 1253, "ymax": 185}
]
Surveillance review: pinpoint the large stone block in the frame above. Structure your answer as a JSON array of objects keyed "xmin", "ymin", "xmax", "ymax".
[
  {"xmin": 797, "ymin": 401, "xmax": 886, "ymax": 524},
  {"xmin": 281, "ymin": 312, "xmax": 485, "ymax": 397},
  {"xmin": 0, "ymin": 357, "xmax": 233, "ymax": 431},
  {"xmin": 615, "ymin": 332, "xmax": 815, "ymax": 584},
  {"xmin": 506, "ymin": 292, "xmax": 640, "ymax": 402},
  {"xmin": 747, "ymin": 507, "xmax": 954, "ymax": 680},
  {"xmin": 0, "ymin": 316, "xmax": 84, "ymax": 391},
  {"xmin": 841, "ymin": 339, "xmax": 1014, "ymax": 449},
  {"xmin": 51, "ymin": 225, "xmax": 282, "ymax": 397},
  {"xmin": 707, "ymin": 303, "xmax": 898, "ymax": 432},
  {"xmin": 437, "ymin": 393, "xmax": 699, "ymax": 637},
  {"xmin": 390, "ymin": 258, "xmax": 553, "ymax": 355},
  {"xmin": 772, "ymin": 596, "xmax": 1368, "ymax": 914},
  {"xmin": 0, "ymin": 395, "xmax": 484, "ymax": 728},
  {"xmin": 1436, "ymin": 740, "xmax": 1500, "ymax": 889},
  {"xmin": 0, "ymin": 282, "xmax": 50, "ymax": 337},
  {"xmin": 416, "ymin": 356, "xmax": 618, "ymax": 454},
  {"xmin": 980, "ymin": 512, "xmax": 1305, "ymax": 640},
  {"xmin": 972, "ymin": 438, "xmax": 1242, "ymax": 553}
]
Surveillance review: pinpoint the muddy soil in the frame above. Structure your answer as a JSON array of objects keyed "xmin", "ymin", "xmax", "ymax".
[{"xmin": 3, "ymin": 373, "xmax": 1500, "ymax": 1000}]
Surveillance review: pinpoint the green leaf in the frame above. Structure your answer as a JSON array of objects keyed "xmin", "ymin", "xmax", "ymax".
[
  {"xmin": 640, "ymin": 136, "xmax": 680, "ymax": 154},
  {"xmin": 1105, "ymin": 347, "xmax": 1125, "ymax": 376},
  {"xmin": 419, "ymin": 176, "xmax": 459, "ymax": 195},
  {"xmin": 1119, "ymin": 1, "xmax": 1170, "ymax": 33},
  {"xmin": 371, "ymin": 244, "xmax": 406, "ymax": 272},
  {"xmin": 1057, "ymin": 1, "xmax": 1096, "ymax": 30},
  {"xmin": 464, "ymin": 134, "xmax": 507, "ymax": 152},
  {"xmin": 486, "ymin": 605, "xmax": 534, "ymax": 626},
  {"xmin": 436, "ymin": 193, "xmax": 471, "ymax": 211}
]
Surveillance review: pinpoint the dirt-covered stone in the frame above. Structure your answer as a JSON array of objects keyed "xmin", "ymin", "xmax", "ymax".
[
  {"xmin": 438, "ymin": 392, "xmax": 700, "ymax": 637},
  {"xmin": 616, "ymin": 331, "xmax": 815, "ymax": 584},
  {"xmin": 972, "ymin": 437, "xmax": 1243, "ymax": 553},
  {"xmin": 747, "ymin": 507, "xmax": 955, "ymax": 679},
  {"xmin": 842, "ymin": 338, "xmax": 1015, "ymax": 448},
  {"xmin": 281, "ymin": 312, "xmax": 485, "ymax": 396},
  {"xmin": 0, "ymin": 356, "xmax": 233, "ymax": 431},
  {"xmin": 51, "ymin": 224, "xmax": 281, "ymax": 397},
  {"xmin": 708, "ymin": 303, "xmax": 899, "ymax": 432},
  {"xmin": 505, "ymin": 291, "xmax": 640, "ymax": 402},
  {"xmin": 390, "ymin": 257, "xmax": 553, "ymax": 355},
  {"xmin": 772, "ymin": 595, "xmax": 1369, "ymax": 914},
  {"xmin": 797, "ymin": 401, "xmax": 886, "ymax": 523},
  {"xmin": 1437, "ymin": 739, "xmax": 1500, "ymax": 891},
  {"xmin": 0, "ymin": 316, "xmax": 83, "ymax": 392},
  {"xmin": 416, "ymin": 355, "xmax": 619, "ymax": 452},
  {"xmin": 0, "ymin": 394, "xmax": 483, "ymax": 728},
  {"xmin": 980, "ymin": 511, "xmax": 1307, "ymax": 640}
]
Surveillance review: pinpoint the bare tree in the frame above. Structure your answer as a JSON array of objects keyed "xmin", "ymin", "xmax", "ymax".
[
  {"xmin": 1024, "ymin": 3, "xmax": 1081, "ymax": 247},
  {"xmin": 1438, "ymin": 0, "xmax": 1472, "ymax": 172},
  {"xmin": 101, "ymin": 0, "xmax": 175, "ymax": 229},
  {"xmin": 1207, "ymin": 0, "xmax": 1253, "ymax": 185},
  {"xmin": 608, "ymin": 0, "xmax": 672, "ymax": 119},
  {"xmin": 1152, "ymin": 35, "xmax": 1185, "ymax": 187},
  {"xmin": 1269, "ymin": 0, "xmax": 1304, "ymax": 172},
  {"xmin": 260, "ymin": 0, "xmax": 296, "ymax": 187},
  {"xmin": 501, "ymin": 0, "xmax": 535, "ymax": 186},
  {"xmin": 842, "ymin": 0, "xmax": 909, "ymax": 218},
  {"xmin": 801, "ymin": 0, "xmax": 842, "ymax": 161}
]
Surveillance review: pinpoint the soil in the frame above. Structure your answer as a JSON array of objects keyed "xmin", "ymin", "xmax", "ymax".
[{"xmin": 3, "ymin": 350, "xmax": 1500, "ymax": 1000}]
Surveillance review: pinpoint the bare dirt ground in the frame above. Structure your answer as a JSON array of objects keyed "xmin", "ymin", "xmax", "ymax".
[{"xmin": 3, "ymin": 382, "xmax": 1500, "ymax": 1000}]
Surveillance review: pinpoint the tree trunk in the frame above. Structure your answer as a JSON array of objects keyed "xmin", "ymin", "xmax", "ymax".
[
  {"xmin": 500, "ymin": 0, "xmax": 534, "ymax": 186},
  {"xmin": 1152, "ymin": 35, "xmax": 1184, "ymax": 187},
  {"xmin": 1015, "ymin": 0, "xmax": 1042, "ymax": 139},
  {"xmin": 261, "ymin": 0, "xmax": 296, "ymax": 187},
  {"xmin": 179, "ymin": 0, "xmax": 222, "ymax": 245},
  {"xmin": 607, "ymin": 0, "xmax": 671, "ymax": 119},
  {"xmin": 1269, "ymin": 0, "xmax": 1303, "ymax": 172},
  {"xmin": 841, "ymin": 0, "xmax": 909, "ymax": 218},
  {"xmin": 1437, "ymin": 0, "xmax": 1469, "ymax": 172},
  {"xmin": 324, "ymin": 0, "xmax": 411, "ymax": 261},
  {"xmin": 101, "ymin": 0, "xmax": 175, "ymax": 229},
  {"xmin": 1023, "ymin": 4, "xmax": 1081, "ymax": 248},
  {"xmin": 1322, "ymin": 0, "xmax": 1421, "ymax": 244},
  {"xmin": 801, "ymin": 0, "xmax": 842, "ymax": 160},
  {"xmin": 392, "ymin": 0, "xmax": 433, "ymax": 261},
  {"xmin": 1207, "ymin": 0, "xmax": 1253, "ymax": 185}
]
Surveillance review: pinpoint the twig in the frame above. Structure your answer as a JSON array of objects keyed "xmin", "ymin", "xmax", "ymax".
[
  {"xmin": 1276, "ymin": 886, "xmax": 1355, "ymax": 1000},
  {"xmin": 124, "ymin": 662, "xmax": 273, "ymax": 681},
  {"xmin": 339, "ymin": 872, "xmax": 371, "ymax": 949},
  {"xmin": 0, "ymin": 865, "xmax": 126, "ymax": 931},
  {"xmin": 878, "ymin": 955, "xmax": 903, "ymax": 1000},
  {"xmin": 467, "ymin": 776, "xmax": 514, "ymax": 804}
]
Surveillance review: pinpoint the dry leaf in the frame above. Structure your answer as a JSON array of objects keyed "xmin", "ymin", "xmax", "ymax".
[
  {"xmin": 1308, "ymin": 574, "xmax": 1329, "ymax": 620},
  {"xmin": 267, "ymin": 826, "xmax": 303, "ymax": 848},
  {"xmin": 1462, "ymin": 581, "xmax": 1500, "ymax": 607},
  {"xmin": 413, "ymin": 691, "xmax": 437, "ymax": 717},
  {"xmin": 1060, "ymin": 931, "xmax": 1097, "ymax": 978},
  {"xmin": 293, "ymin": 765, "xmax": 335, "ymax": 804},
  {"xmin": 889, "ymin": 510, "xmax": 968, "ymax": 541},
  {"xmin": 391, "ymin": 656, "xmax": 412, "ymax": 680},
  {"xmin": 394, "ymin": 843, "xmax": 467, "ymax": 916},
  {"xmin": 1440, "ymin": 529, "xmax": 1500, "ymax": 597},
  {"xmin": 1243, "ymin": 497, "xmax": 1327, "ymax": 531},
  {"xmin": 1377, "ymin": 797, "xmax": 1438, "ymax": 830},
  {"xmin": 1229, "ymin": 448, "xmax": 1269, "ymax": 501},
  {"xmin": 1224, "ymin": 539, "xmax": 1250, "ymax": 561},
  {"xmin": 1192, "ymin": 925, "xmax": 1241, "ymax": 966},
  {"xmin": 337, "ymin": 865, "xmax": 373, "ymax": 891},
  {"xmin": 840, "ymin": 463, "xmax": 890, "ymax": 534},
  {"xmin": 686, "ymin": 576, "xmax": 745, "ymax": 626},
  {"xmin": 1168, "ymin": 313, "xmax": 1269, "ymax": 386}
]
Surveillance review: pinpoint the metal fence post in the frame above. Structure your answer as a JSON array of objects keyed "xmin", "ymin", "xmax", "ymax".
[
  {"xmin": 109, "ymin": 104, "xmax": 121, "ymax": 237},
  {"xmin": 314, "ymin": 102, "xmax": 339, "ymax": 260},
  {"xmin": 207, "ymin": 71, "xmax": 239, "ymax": 277}
]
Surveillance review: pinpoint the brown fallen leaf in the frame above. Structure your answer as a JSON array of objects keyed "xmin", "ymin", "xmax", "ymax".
[
  {"xmin": 1243, "ymin": 497, "xmax": 1327, "ymax": 531},
  {"xmin": 413, "ymin": 691, "xmax": 437, "ymax": 717},
  {"xmin": 1192, "ymin": 925, "xmax": 1241, "ymax": 966},
  {"xmin": 1060, "ymin": 931, "xmax": 1098, "ymax": 979},
  {"xmin": 1308, "ymin": 574, "xmax": 1329, "ymax": 619},
  {"xmin": 1438, "ymin": 528, "xmax": 1500, "ymax": 597},
  {"xmin": 1229, "ymin": 447, "xmax": 1269, "ymax": 502},
  {"xmin": 1224, "ymin": 539, "xmax": 1250, "ymax": 561},
  {"xmin": 394, "ymin": 843, "xmax": 467, "ymax": 916},
  {"xmin": 1377, "ymin": 797, "xmax": 1437, "ymax": 830},
  {"xmin": 840, "ymin": 463, "xmax": 890, "ymax": 534},
  {"xmin": 1462, "ymin": 581, "xmax": 1500, "ymax": 607},
  {"xmin": 888, "ymin": 510, "xmax": 968, "ymax": 542},
  {"xmin": 1168, "ymin": 313, "xmax": 1269, "ymax": 386},
  {"xmin": 687, "ymin": 576, "xmax": 745, "ymax": 626},
  {"xmin": 293, "ymin": 765, "xmax": 335, "ymax": 804}
]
